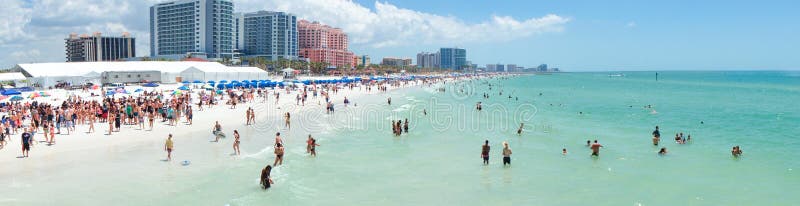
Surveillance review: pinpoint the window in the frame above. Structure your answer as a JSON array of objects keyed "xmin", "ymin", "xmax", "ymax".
[{"xmin": 114, "ymin": 75, "xmax": 119, "ymax": 78}]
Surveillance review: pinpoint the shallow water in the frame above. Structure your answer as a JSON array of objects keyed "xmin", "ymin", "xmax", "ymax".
[{"xmin": 1, "ymin": 71, "xmax": 799, "ymax": 205}]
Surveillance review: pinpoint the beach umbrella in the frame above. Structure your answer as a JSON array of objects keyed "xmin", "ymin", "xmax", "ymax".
[
  {"xmin": 91, "ymin": 85, "xmax": 100, "ymax": 90},
  {"xmin": 216, "ymin": 90, "xmax": 223, "ymax": 94},
  {"xmin": 134, "ymin": 88, "xmax": 144, "ymax": 93},
  {"xmin": 216, "ymin": 84, "xmax": 225, "ymax": 89},
  {"xmin": 143, "ymin": 82, "xmax": 159, "ymax": 87},
  {"xmin": 178, "ymin": 86, "xmax": 190, "ymax": 91},
  {"xmin": 10, "ymin": 96, "xmax": 23, "ymax": 101},
  {"xmin": 115, "ymin": 88, "xmax": 128, "ymax": 94},
  {"xmin": 28, "ymin": 93, "xmax": 41, "ymax": 98},
  {"xmin": 0, "ymin": 96, "xmax": 8, "ymax": 101},
  {"xmin": 39, "ymin": 91, "xmax": 51, "ymax": 97},
  {"xmin": 182, "ymin": 81, "xmax": 190, "ymax": 84},
  {"xmin": 193, "ymin": 80, "xmax": 203, "ymax": 84},
  {"xmin": 207, "ymin": 80, "xmax": 216, "ymax": 84},
  {"xmin": 105, "ymin": 91, "xmax": 115, "ymax": 96},
  {"xmin": 173, "ymin": 90, "xmax": 182, "ymax": 95},
  {"xmin": 203, "ymin": 84, "xmax": 214, "ymax": 90},
  {"xmin": 219, "ymin": 80, "xmax": 228, "ymax": 83}
]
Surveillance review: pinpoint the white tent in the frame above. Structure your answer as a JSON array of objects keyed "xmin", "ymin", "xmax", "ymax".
[{"xmin": 16, "ymin": 61, "xmax": 271, "ymax": 87}]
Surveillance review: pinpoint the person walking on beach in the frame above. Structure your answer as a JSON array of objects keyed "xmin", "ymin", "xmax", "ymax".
[
  {"xmin": 212, "ymin": 121, "xmax": 223, "ymax": 142},
  {"xmin": 502, "ymin": 141, "xmax": 512, "ymax": 166},
  {"xmin": 21, "ymin": 130, "xmax": 32, "ymax": 157},
  {"xmin": 165, "ymin": 134, "xmax": 174, "ymax": 161},
  {"xmin": 261, "ymin": 165, "xmax": 274, "ymax": 190},
  {"xmin": 590, "ymin": 140, "xmax": 603, "ymax": 156},
  {"xmin": 273, "ymin": 142, "xmax": 284, "ymax": 166},
  {"xmin": 233, "ymin": 130, "xmax": 241, "ymax": 155},
  {"xmin": 481, "ymin": 140, "xmax": 490, "ymax": 165}
]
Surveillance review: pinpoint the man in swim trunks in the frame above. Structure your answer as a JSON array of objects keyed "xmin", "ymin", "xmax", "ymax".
[
  {"xmin": 21, "ymin": 130, "xmax": 32, "ymax": 157},
  {"xmin": 590, "ymin": 140, "xmax": 602, "ymax": 156},
  {"xmin": 481, "ymin": 140, "xmax": 490, "ymax": 165}
]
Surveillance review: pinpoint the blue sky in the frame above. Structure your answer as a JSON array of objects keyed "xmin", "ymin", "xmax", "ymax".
[{"xmin": 1, "ymin": 0, "xmax": 798, "ymax": 71}]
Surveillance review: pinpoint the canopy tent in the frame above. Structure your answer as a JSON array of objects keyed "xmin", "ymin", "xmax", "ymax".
[
  {"xmin": 1, "ymin": 89, "xmax": 21, "ymax": 95},
  {"xmin": 16, "ymin": 61, "xmax": 271, "ymax": 88}
]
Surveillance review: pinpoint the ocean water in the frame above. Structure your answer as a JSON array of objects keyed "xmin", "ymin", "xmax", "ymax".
[{"xmin": 1, "ymin": 71, "xmax": 798, "ymax": 205}]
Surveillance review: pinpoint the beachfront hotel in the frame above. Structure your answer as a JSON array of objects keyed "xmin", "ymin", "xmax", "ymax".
[
  {"xmin": 236, "ymin": 11, "xmax": 298, "ymax": 60},
  {"xmin": 65, "ymin": 32, "xmax": 136, "ymax": 62},
  {"xmin": 298, "ymin": 20, "xmax": 355, "ymax": 68},
  {"xmin": 439, "ymin": 47, "xmax": 467, "ymax": 70},
  {"xmin": 149, "ymin": 0, "xmax": 235, "ymax": 59},
  {"xmin": 416, "ymin": 52, "xmax": 440, "ymax": 68},
  {"xmin": 381, "ymin": 57, "xmax": 412, "ymax": 67}
]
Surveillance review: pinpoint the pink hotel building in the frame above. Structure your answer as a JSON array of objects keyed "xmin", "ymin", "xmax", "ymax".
[{"xmin": 298, "ymin": 20, "xmax": 356, "ymax": 68}]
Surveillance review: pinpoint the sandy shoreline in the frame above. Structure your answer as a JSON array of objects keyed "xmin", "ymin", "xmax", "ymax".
[{"xmin": 0, "ymin": 77, "xmax": 445, "ymax": 166}]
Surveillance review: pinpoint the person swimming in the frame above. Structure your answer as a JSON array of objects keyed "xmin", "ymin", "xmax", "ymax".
[
  {"xmin": 658, "ymin": 147, "xmax": 667, "ymax": 155},
  {"xmin": 562, "ymin": 148, "xmax": 567, "ymax": 155}
]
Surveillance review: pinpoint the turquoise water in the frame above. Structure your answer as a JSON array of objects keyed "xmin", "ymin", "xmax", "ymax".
[{"xmin": 1, "ymin": 71, "xmax": 798, "ymax": 205}]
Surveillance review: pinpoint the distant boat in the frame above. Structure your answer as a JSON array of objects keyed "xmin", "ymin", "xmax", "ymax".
[{"xmin": 608, "ymin": 73, "xmax": 625, "ymax": 77}]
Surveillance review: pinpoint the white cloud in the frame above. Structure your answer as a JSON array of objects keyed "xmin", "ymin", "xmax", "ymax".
[
  {"xmin": 626, "ymin": 21, "xmax": 637, "ymax": 28},
  {"xmin": 0, "ymin": 0, "xmax": 568, "ymax": 68},
  {"xmin": 237, "ymin": 0, "xmax": 570, "ymax": 48},
  {"xmin": 0, "ymin": 0, "xmax": 33, "ymax": 44}
]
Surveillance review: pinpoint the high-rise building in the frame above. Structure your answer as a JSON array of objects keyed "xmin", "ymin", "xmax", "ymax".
[
  {"xmin": 486, "ymin": 64, "xmax": 496, "ymax": 72},
  {"xmin": 238, "ymin": 11, "xmax": 298, "ymax": 60},
  {"xmin": 416, "ymin": 52, "xmax": 440, "ymax": 68},
  {"xmin": 150, "ymin": 0, "xmax": 234, "ymax": 58},
  {"xmin": 381, "ymin": 57, "xmax": 412, "ymax": 67},
  {"xmin": 298, "ymin": 20, "xmax": 354, "ymax": 67},
  {"xmin": 66, "ymin": 32, "xmax": 135, "ymax": 62},
  {"xmin": 537, "ymin": 64, "xmax": 548, "ymax": 72},
  {"xmin": 506, "ymin": 64, "xmax": 517, "ymax": 72},
  {"xmin": 354, "ymin": 55, "xmax": 371, "ymax": 67},
  {"xmin": 439, "ymin": 47, "xmax": 466, "ymax": 70}
]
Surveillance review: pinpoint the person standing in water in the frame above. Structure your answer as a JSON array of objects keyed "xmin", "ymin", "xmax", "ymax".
[
  {"xmin": 652, "ymin": 135, "xmax": 660, "ymax": 146},
  {"xmin": 517, "ymin": 123, "xmax": 524, "ymax": 135},
  {"xmin": 273, "ymin": 143, "xmax": 284, "ymax": 166},
  {"xmin": 502, "ymin": 141, "xmax": 512, "ymax": 166},
  {"xmin": 212, "ymin": 121, "xmax": 223, "ymax": 142},
  {"xmin": 309, "ymin": 137, "xmax": 320, "ymax": 157},
  {"xmin": 164, "ymin": 134, "xmax": 174, "ymax": 161},
  {"xmin": 284, "ymin": 112, "xmax": 291, "ymax": 129},
  {"xmin": 652, "ymin": 126, "xmax": 661, "ymax": 138},
  {"xmin": 590, "ymin": 140, "xmax": 603, "ymax": 156},
  {"xmin": 562, "ymin": 148, "xmax": 568, "ymax": 155},
  {"xmin": 233, "ymin": 130, "xmax": 241, "ymax": 155},
  {"xmin": 261, "ymin": 165, "xmax": 274, "ymax": 190},
  {"xmin": 481, "ymin": 140, "xmax": 490, "ymax": 165}
]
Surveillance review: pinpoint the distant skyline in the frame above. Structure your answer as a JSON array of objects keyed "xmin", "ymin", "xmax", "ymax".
[{"xmin": 1, "ymin": 0, "xmax": 799, "ymax": 71}]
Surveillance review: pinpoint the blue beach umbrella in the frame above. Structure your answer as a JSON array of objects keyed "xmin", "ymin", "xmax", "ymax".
[
  {"xmin": 182, "ymin": 81, "xmax": 190, "ymax": 84},
  {"xmin": 10, "ymin": 96, "xmax": 24, "ymax": 101},
  {"xmin": 143, "ymin": 82, "xmax": 159, "ymax": 87},
  {"xmin": 178, "ymin": 86, "xmax": 190, "ymax": 91},
  {"xmin": 193, "ymin": 80, "xmax": 203, "ymax": 84}
]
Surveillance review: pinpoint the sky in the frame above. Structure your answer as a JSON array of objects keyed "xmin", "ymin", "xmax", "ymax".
[{"xmin": 1, "ymin": 0, "xmax": 798, "ymax": 71}]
